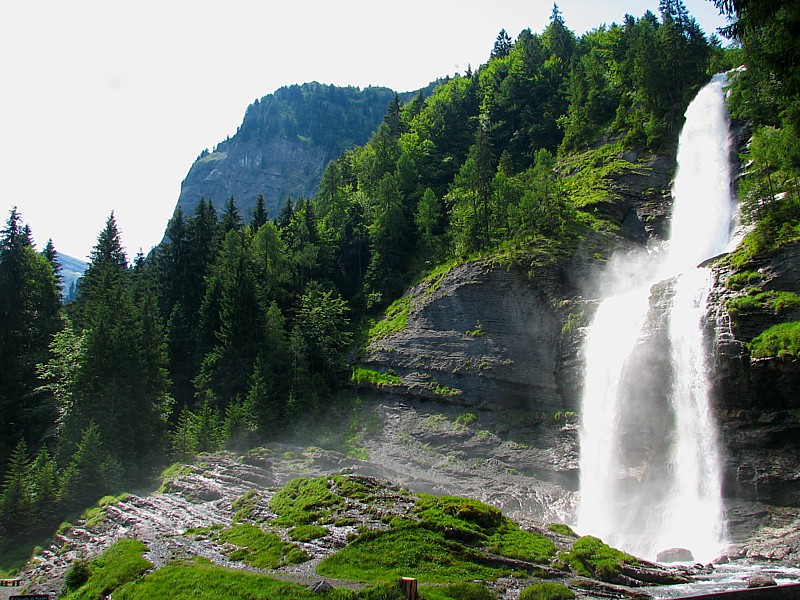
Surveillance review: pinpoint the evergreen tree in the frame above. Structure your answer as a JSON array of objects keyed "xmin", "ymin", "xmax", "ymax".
[
  {"xmin": 250, "ymin": 194, "xmax": 269, "ymax": 230},
  {"xmin": 221, "ymin": 196, "xmax": 243, "ymax": 234},
  {"xmin": 60, "ymin": 215, "xmax": 171, "ymax": 475},
  {"xmin": 42, "ymin": 239, "xmax": 63, "ymax": 295},
  {"xmin": 0, "ymin": 439, "xmax": 32, "ymax": 540},
  {"xmin": 60, "ymin": 422, "xmax": 119, "ymax": 511},
  {"xmin": 492, "ymin": 29, "xmax": 513, "ymax": 59},
  {"xmin": 0, "ymin": 209, "xmax": 61, "ymax": 470}
]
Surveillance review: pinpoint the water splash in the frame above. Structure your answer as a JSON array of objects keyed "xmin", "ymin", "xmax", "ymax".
[{"xmin": 577, "ymin": 74, "xmax": 734, "ymax": 562}]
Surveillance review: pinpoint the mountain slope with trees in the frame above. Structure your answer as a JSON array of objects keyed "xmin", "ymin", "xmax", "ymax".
[{"xmin": 175, "ymin": 82, "xmax": 404, "ymax": 224}]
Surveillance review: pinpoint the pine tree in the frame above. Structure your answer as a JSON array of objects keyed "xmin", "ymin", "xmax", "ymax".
[
  {"xmin": 60, "ymin": 215, "xmax": 171, "ymax": 476},
  {"xmin": 42, "ymin": 239, "xmax": 63, "ymax": 296},
  {"xmin": 60, "ymin": 423, "xmax": 119, "ymax": 510},
  {"xmin": 0, "ymin": 439, "xmax": 32, "ymax": 539},
  {"xmin": 0, "ymin": 209, "xmax": 61, "ymax": 470},
  {"xmin": 221, "ymin": 196, "xmax": 243, "ymax": 234},
  {"xmin": 492, "ymin": 29, "xmax": 513, "ymax": 59},
  {"xmin": 250, "ymin": 194, "xmax": 269, "ymax": 230}
]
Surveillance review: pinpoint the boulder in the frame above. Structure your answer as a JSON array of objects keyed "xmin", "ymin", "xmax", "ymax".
[
  {"xmin": 309, "ymin": 580, "xmax": 333, "ymax": 593},
  {"xmin": 656, "ymin": 548, "xmax": 695, "ymax": 563},
  {"xmin": 748, "ymin": 573, "xmax": 778, "ymax": 588}
]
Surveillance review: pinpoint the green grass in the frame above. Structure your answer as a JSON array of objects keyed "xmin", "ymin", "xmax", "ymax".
[
  {"xmin": 369, "ymin": 296, "xmax": 411, "ymax": 342},
  {"xmin": 351, "ymin": 367, "xmax": 403, "ymax": 387},
  {"xmin": 421, "ymin": 582, "xmax": 497, "ymax": 599},
  {"xmin": 519, "ymin": 582, "xmax": 575, "ymax": 600},
  {"xmin": 112, "ymin": 558, "xmax": 405, "ymax": 599},
  {"xmin": 558, "ymin": 535, "xmax": 637, "ymax": 581},
  {"xmin": 289, "ymin": 524, "xmax": 328, "ymax": 542},
  {"xmin": 487, "ymin": 528, "xmax": 556, "ymax": 564},
  {"xmin": 269, "ymin": 475, "xmax": 373, "ymax": 526},
  {"xmin": 231, "ymin": 489, "xmax": 262, "ymax": 523},
  {"xmin": 413, "ymin": 495, "xmax": 505, "ymax": 542},
  {"xmin": 726, "ymin": 289, "xmax": 800, "ymax": 315},
  {"xmin": 218, "ymin": 524, "xmax": 308, "ymax": 568},
  {"xmin": 62, "ymin": 538, "xmax": 152, "ymax": 600},
  {"xmin": 157, "ymin": 462, "xmax": 193, "ymax": 493},
  {"xmin": 316, "ymin": 525, "xmax": 508, "ymax": 583},
  {"xmin": 546, "ymin": 524, "xmax": 577, "ymax": 537},
  {"xmin": 455, "ymin": 413, "xmax": 477, "ymax": 427},
  {"xmin": 725, "ymin": 270, "xmax": 763, "ymax": 290},
  {"xmin": 749, "ymin": 321, "xmax": 800, "ymax": 358}
]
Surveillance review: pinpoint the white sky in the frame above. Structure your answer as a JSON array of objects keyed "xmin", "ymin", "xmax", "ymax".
[{"xmin": 0, "ymin": 0, "xmax": 730, "ymax": 260}]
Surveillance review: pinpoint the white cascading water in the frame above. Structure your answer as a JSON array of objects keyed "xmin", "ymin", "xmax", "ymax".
[{"xmin": 577, "ymin": 73, "xmax": 735, "ymax": 562}]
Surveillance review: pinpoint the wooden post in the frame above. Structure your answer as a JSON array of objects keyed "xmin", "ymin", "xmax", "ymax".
[{"xmin": 398, "ymin": 577, "xmax": 418, "ymax": 600}]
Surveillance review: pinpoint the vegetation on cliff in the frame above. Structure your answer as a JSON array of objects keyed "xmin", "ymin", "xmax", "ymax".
[{"xmin": 712, "ymin": 0, "xmax": 800, "ymax": 355}]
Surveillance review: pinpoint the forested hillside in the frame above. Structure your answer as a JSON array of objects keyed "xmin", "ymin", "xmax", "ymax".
[
  {"xmin": 3, "ymin": 0, "xmax": 797, "ymax": 566},
  {"xmin": 176, "ymin": 82, "xmax": 406, "ymax": 222}
]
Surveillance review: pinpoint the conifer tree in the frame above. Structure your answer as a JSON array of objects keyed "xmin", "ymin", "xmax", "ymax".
[
  {"xmin": 250, "ymin": 194, "xmax": 269, "ymax": 230},
  {"xmin": 0, "ymin": 439, "xmax": 32, "ymax": 539},
  {"xmin": 60, "ymin": 215, "xmax": 170, "ymax": 475},
  {"xmin": 0, "ymin": 209, "xmax": 61, "ymax": 469},
  {"xmin": 221, "ymin": 196, "xmax": 243, "ymax": 234}
]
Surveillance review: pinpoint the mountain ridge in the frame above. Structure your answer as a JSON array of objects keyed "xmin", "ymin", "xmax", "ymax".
[{"xmin": 173, "ymin": 81, "xmax": 439, "ymax": 224}]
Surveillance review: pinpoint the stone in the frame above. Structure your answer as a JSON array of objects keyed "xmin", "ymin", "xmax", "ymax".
[
  {"xmin": 309, "ymin": 580, "xmax": 333, "ymax": 594},
  {"xmin": 656, "ymin": 548, "xmax": 695, "ymax": 563},
  {"xmin": 748, "ymin": 573, "xmax": 778, "ymax": 588}
]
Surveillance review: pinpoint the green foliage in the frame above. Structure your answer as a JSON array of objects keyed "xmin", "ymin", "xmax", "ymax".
[
  {"xmin": 317, "ymin": 525, "xmax": 506, "ymax": 583},
  {"xmin": 61, "ymin": 538, "xmax": 152, "ymax": 600},
  {"xmin": 487, "ymin": 528, "xmax": 557, "ymax": 563},
  {"xmin": 289, "ymin": 524, "xmax": 328, "ymax": 542},
  {"xmin": 725, "ymin": 289, "xmax": 800, "ymax": 316},
  {"xmin": 455, "ymin": 413, "xmax": 477, "ymax": 427},
  {"xmin": 369, "ymin": 297, "xmax": 411, "ymax": 342},
  {"xmin": 231, "ymin": 489, "xmax": 262, "ymax": 523},
  {"xmin": 725, "ymin": 270, "xmax": 763, "ymax": 290},
  {"xmin": 749, "ymin": 322, "xmax": 800, "ymax": 358},
  {"xmin": 269, "ymin": 475, "xmax": 371, "ymax": 526},
  {"xmin": 519, "ymin": 582, "xmax": 575, "ymax": 600},
  {"xmin": 547, "ymin": 523, "xmax": 578, "ymax": 537},
  {"xmin": 62, "ymin": 558, "xmax": 90, "ymax": 593},
  {"xmin": 413, "ymin": 494, "xmax": 505, "ymax": 542},
  {"xmin": 112, "ymin": 557, "xmax": 405, "ymax": 599},
  {"xmin": 351, "ymin": 367, "xmax": 402, "ymax": 387},
  {"xmin": 421, "ymin": 582, "xmax": 496, "ymax": 600},
  {"xmin": 218, "ymin": 524, "xmax": 308, "ymax": 568},
  {"xmin": 559, "ymin": 535, "xmax": 637, "ymax": 581}
]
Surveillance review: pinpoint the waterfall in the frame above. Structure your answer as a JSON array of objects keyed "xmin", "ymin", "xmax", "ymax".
[{"xmin": 576, "ymin": 73, "xmax": 735, "ymax": 562}]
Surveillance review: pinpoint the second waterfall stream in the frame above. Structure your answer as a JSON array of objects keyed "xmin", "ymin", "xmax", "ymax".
[{"xmin": 576, "ymin": 73, "xmax": 736, "ymax": 563}]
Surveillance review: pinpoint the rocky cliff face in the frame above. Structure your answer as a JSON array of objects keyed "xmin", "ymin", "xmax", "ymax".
[
  {"xmin": 709, "ymin": 243, "xmax": 800, "ymax": 520},
  {"xmin": 176, "ymin": 83, "xmax": 398, "ymax": 220},
  {"xmin": 355, "ymin": 141, "xmax": 800, "ymax": 553}
]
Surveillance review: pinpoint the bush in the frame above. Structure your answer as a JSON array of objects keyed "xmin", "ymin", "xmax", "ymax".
[{"xmin": 62, "ymin": 558, "xmax": 90, "ymax": 593}]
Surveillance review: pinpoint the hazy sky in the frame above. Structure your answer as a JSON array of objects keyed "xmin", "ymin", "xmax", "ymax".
[{"xmin": 0, "ymin": 0, "xmax": 730, "ymax": 260}]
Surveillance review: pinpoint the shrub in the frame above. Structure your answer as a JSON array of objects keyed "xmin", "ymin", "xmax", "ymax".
[{"xmin": 62, "ymin": 558, "xmax": 90, "ymax": 593}]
